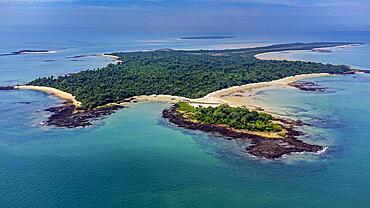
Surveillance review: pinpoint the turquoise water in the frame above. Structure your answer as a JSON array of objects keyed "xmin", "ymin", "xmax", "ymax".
[
  {"xmin": 286, "ymin": 44, "xmax": 370, "ymax": 70},
  {"xmin": 1, "ymin": 33, "xmax": 370, "ymax": 207},
  {"xmin": 0, "ymin": 32, "xmax": 275, "ymax": 86},
  {"xmin": 2, "ymin": 77, "xmax": 370, "ymax": 207}
]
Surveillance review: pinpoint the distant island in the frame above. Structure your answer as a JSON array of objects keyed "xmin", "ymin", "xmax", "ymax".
[
  {"xmin": 180, "ymin": 36, "xmax": 236, "ymax": 40},
  {"xmin": 0, "ymin": 49, "xmax": 56, "ymax": 57},
  {"xmin": 3, "ymin": 42, "xmax": 360, "ymax": 159}
]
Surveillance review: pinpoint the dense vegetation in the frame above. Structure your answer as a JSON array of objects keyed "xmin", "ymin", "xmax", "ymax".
[
  {"xmin": 176, "ymin": 102, "xmax": 282, "ymax": 132},
  {"xmin": 29, "ymin": 42, "xmax": 352, "ymax": 109}
]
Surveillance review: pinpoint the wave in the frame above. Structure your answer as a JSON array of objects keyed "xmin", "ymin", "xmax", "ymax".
[{"xmin": 315, "ymin": 146, "xmax": 328, "ymax": 155}]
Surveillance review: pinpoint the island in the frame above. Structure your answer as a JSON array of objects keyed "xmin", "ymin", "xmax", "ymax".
[
  {"xmin": 2, "ymin": 42, "xmax": 360, "ymax": 159},
  {"xmin": 180, "ymin": 36, "xmax": 236, "ymax": 40},
  {"xmin": 28, "ymin": 42, "xmax": 353, "ymax": 109},
  {"xmin": 0, "ymin": 49, "xmax": 56, "ymax": 56},
  {"xmin": 163, "ymin": 102, "xmax": 322, "ymax": 159}
]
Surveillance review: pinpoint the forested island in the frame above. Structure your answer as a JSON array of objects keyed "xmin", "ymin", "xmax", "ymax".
[
  {"xmin": 175, "ymin": 102, "xmax": 282, "ymax": 132},
  {"xmin": 9, "ymin": 42, "xmax": 357, "ymax": 158},
  {"xmin": 0, "ymin": 49, "xmax": 54, "ymax": 56},
  {"xmin": 163, "ymin": 102, "xmax": 322, "ymax": 159},
  {"xmin": 29, "ymin": 42, "xmax": 353, "ymax": 109}
]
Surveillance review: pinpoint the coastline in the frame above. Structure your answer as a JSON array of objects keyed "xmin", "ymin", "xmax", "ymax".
[
  {"xmin": 163, "ymin": 105, "xmax": 322, "ymax": 159},
  {"xmin": 9, "ymin": 72, "xmax": 336, "ymax": 129},
  {"xmin": 7, "ymin": 44, "xmax": 354, "ymax": 156},
  {"xmin": 12, "ymin": 53, "xmax": 123, "ymax": 109},
  {"xmin": 67, "ymin": 53, "xmax": 123, "ymax": 63},
  {"xmin": 192, "ymin": 73, "xmax": 333, "ymax": 111},
  {"xmin": 125, "ymin": 73, "xmax": 335, "ymax": 112},
  {"xmin": 255, "ymin": 43, "xmax": 362, "ymax": 61},
  {"xmin": 14, "ymin": 73, "xmax": 333, "ymax": 111},
  {"xmin": 98, "ymin": 54, "xmax": 123, "ymax": 64},
  {"xmin": 14, "ymin": 85, "xmax": 82, "ymax": 107}
]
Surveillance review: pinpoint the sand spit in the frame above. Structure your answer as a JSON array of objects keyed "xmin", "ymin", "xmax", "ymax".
[
  {"xmin": 129, "ymin": 73, "xmax": 333, "ymax": 110},
  {"xmin": 14, "ymin": 73, "xmax": 331, "ymax": 112},
  {"xmin": 14, "ymin": 85, "xmax": 81, "ymax": 107},
  {"xmin": 98, "ymin": 54, "xmax": 123, "ymax": 63},
  {"xmin": 191, "ymin": 73, "xmax": 332, "ymax": 110},
  {"xmin": 255, "ymin": 44, "xmax": 362, "ymax": 61}
]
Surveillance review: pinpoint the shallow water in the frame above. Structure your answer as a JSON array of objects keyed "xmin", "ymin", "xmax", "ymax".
[
  {"xmin": 1, "ymin": 86, "xmax": 370, "ymax": 208},
  {"xmin": 1, "ymin": 33, "xmax": 370, "ymax": 207},
  {"xmin": 278, "ymin": 44, "xmax": 370, "ymax": 70}
]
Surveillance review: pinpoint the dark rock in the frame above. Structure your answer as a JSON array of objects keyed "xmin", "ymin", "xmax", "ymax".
[
  {"xmin": 44, "ymin": 102, "xmax": 125, "ymax": 128},
  {"xmin": 162, "ymin": 105, "xmax": 323, "ymax": 160},
  {"xmin": 289, "ymin": 81, "xmax": 328, "ymax": 92},
  {"xmin": 0, "ymin": 86, "xmax": 15, "ymax": 90},
  {"xmin": 0, "ymin": 50, "xmax": 51, "ymax": 56}
]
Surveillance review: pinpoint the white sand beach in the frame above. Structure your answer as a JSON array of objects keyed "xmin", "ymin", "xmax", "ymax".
[
  {"xmin": 255, "ymin": 44, "xmax": 361, "ymax": 61},
  {"xmin": 14, "ymin": 73, "xmax": 332, "ymax": 112},
  {"xmin": 123, "ymin": 73, "xmax": 332, "ymax": 111},
  {"xmin": 98, "ymin": 54, "xmax": 123, "ymax": 63},
  {"xmin": 14, "ymin": 85, "xmax": 81, "ymax": 107},
  {"xmin": 191, "ymin": 73, "xmax": 332, "ymax": 110}
]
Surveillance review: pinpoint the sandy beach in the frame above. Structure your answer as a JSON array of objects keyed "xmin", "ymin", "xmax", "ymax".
[
  {"xmin": 133, "ymin": 95, "xmax": 190, "ymax": 103},
  {"xmin": 123, "ymin": 73, "xmax": 332, "ymax": 112},
  {"xmin": 14, "ymin": 73, "xmax": 331, "ymax": 112},
  {"xmin": 191, "ymin": 73, "xmax": 332, "ymax": 111},
  {"xmin": 14, "ymin": 85, "xmax": 81, "ymax": 107},
  {"xmin": 98, "ymin": 54, "xmax": 123, "ymax": 63},
  {"xmin": 255, "ymin": 44, "xmax": 361, "ymax": 61},
  {"xmin": 255, "ymin": 51, "xmax": 302, "ymax": 61}
]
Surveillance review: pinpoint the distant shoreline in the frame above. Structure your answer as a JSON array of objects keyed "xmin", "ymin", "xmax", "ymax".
[
  {"xmin": 0, "ymin": 49, "xmax": 57, "ymax": 57},
  {"xmin": 255, "ymin": 43, "xmax": 363, "ymax": 61},
  {"xmin": 180, "ymin": 36, "xmax": 236, "ymax": 40},
  {"xmin": 66, "ymin": 53, "xmax": 123, "ymax": 63}
]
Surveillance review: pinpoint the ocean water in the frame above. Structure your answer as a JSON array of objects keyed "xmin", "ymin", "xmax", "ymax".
[
  {"xmin": 0, "ymin": 32, "xmax": 275, "ymax": 86},
  {"xmin": 1, "ymin": 32, "xmax": 370, "ymax": 207},
  {"xmin": 283, "ymin": 44, "xmax": 370, "ymax": 70}
]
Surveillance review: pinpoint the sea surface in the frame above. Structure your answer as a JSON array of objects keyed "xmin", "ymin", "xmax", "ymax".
[
  {"xmin": 275, "ymin": 44, "xmax": 370, "ymax": 70},
  {"xmin": 1, "ymin": 32, "xmax": 370, "ymax": 207}
]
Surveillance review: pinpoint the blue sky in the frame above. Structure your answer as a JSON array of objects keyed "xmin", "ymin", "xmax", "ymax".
[{"xmin": 1, "ymin": 0, "xmax": 369, "ymax": 35}]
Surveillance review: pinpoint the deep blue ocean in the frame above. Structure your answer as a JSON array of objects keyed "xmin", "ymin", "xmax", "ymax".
[{"xmin": 1, "ymin": 31, "xmax": 370, "ymax": 208}]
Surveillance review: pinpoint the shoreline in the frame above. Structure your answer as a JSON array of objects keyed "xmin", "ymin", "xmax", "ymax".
[
  {"xmin": 9, "ymin": 72, "xmax": 338, "ymax": 129},
  {"xmin": 191, "ymin": 73, "xmax": 333, "ymax": 111},
  {"xmin": 163, "ymin": 105, "xmax": 323, "ymax": 159},
  {"xmin": 14, "ymin": 85, "xmax": 82, "ymax": 107},
  {"xmin": 13, "ymin": 72, "xmax": 334, "ymax": 110},
  {"xmin": 67, "ymin": 53, "xmax": 123, "ymax": 63},
  {"xmin": 255, "ymin": 43, "xmax": 362, "ymax": 61},
  {"xmin": 97, "ymin": 54, "xmax": 123, "ymax": 64},
  {"xmin": 8, "ymin": 73, "xmax": 334, "ymax": 156},
  {"xmin": 124, "ymin": 73, "xmax": 336, "ymax": 111}
]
